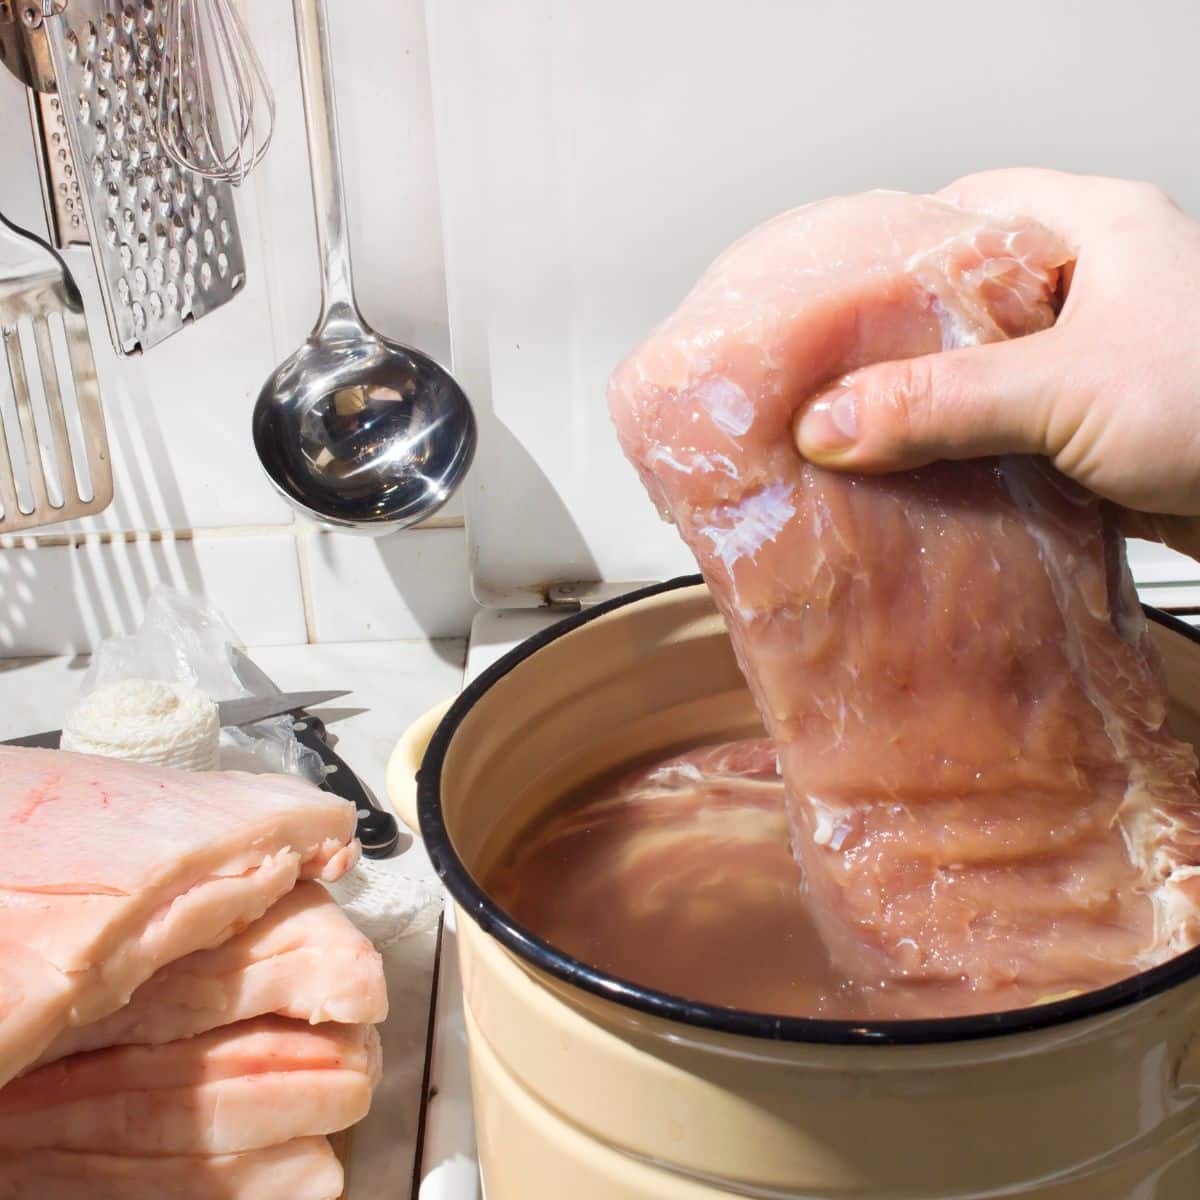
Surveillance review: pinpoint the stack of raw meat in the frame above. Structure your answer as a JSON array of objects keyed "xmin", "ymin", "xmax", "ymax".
[
  {"xmin": 610, "ymin": 191, "xmax": 1200, "ymax": 1012},
  {"xmin": 0, "ymin": 745, "xmax": 387, "ymax": 1200}
]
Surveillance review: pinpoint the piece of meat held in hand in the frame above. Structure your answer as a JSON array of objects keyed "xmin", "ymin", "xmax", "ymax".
[
  {"xmin": 0, "ymin": 1138, "xmax": 345, "ymax": 1200},
  {"xmin": 0, "ymin": 747, "xmax": 359, "ymax": 1088},
  {"xmin": 609, "ymin": 191, "xmax": 1200, "ymax": 1004},
  {"xmin": 32, "ymin": 881, "xmax": 388, "ymax": 1069},
  {"xmin": 0, "ymin": 1016, "xmax": 382, "ymax": 1156}
]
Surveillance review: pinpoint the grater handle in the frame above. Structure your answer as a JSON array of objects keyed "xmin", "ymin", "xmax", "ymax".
[{"xmin": 292, "ymin": 0, "xmax": 361, "ymax": 341}]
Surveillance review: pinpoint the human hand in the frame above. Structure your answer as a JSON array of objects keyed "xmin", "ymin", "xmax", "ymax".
[{"xmin": 793, "ymin": 168, "xmax": 1200, "ymax": 559}]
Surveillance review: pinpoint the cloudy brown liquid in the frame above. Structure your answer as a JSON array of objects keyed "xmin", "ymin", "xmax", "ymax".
[{"xmin": 485, "ymin": 739, "xmax": 1133, "ymax": 1019}]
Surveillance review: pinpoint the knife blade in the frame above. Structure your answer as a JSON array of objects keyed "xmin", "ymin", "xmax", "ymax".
[
  {"xmin": 2, "ymin": 689, "xmax": 352, "ymax": 749},
  {"xmin": 215, "ymin": 690, "xmax": 351, "ymax": 728}
]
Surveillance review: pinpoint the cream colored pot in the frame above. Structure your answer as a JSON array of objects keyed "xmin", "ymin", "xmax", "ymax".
[{"xmin": 390, "ymin": 578, "xmax": 1200, "ymax": 1199}]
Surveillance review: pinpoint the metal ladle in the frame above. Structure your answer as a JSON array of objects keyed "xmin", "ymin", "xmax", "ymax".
[{"xmin": 252, "ymin": 0, "xmax": 476, "ymax": 532}]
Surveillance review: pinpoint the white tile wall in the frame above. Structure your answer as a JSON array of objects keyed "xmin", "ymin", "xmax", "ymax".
[
  {"xmin": 0, "ymin": 0, "xmax": 475, "ymax": 655},
  {"xmin": 301, "ymin": 526, "xmax": 476, "ymax": 642},
  {"xmin": 0, "ymin": 532, "xmax": 307, "ymax": 654},
  {"xmin": 7, "ymin": 1, "xmax": 1193, "ymax": 659},
  {"xmin": 1127, "ymin": 540, "xmax": 1200, "ymax": 616}
]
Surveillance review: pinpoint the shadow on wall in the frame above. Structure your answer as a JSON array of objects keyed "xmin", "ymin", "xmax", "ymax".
[
  {"xmin": 0, "ymin": 239, "xmax": 211, "ymax": 657},
  {"xmin": 455, "ymin": 405, "xmax": 601, "ymax": 607},
  {"xmin": 86, "ymin": 372, "xmax": 194, "ymax": 536},
  {"xmin": 0, "ymin": 418, "xmax": 210, "ymax": 654},
  {"xmin": 61, "ymin": 239, "xmax": 217, "ymax": 539},
  {"xmin": 0, "ymin": 536, "xmax": 207, "ymax": 658},
  {"xmin": 306, "ymin": 523, "xmax": 475, "ymax": 661},
  {"xmin": 301, "ymin": 418, "xmax": 603, "ymax": 657},
  {"xmin": 376, "ymin": 532, "xmax": 473, "ymax": 666},
  {"xmin": 0, "ymin": 654, "xmax": 54, "ymax": 675}
]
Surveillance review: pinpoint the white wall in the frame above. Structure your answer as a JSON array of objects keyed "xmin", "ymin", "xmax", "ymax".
[
  {"xmin": 5, "ymin": 0, "xmax": 1200, "ymax": 655},
  {"xmin": 424, "ymin": 0, "xmax": 1200, "ymax": 614},
  {"xmin": 0, "ymin": 0, "xmax": 475, "ymax": 655}
]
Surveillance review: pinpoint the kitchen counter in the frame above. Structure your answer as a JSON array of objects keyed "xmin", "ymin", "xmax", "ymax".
[{"xmin": 0, "ymin": 637, "xmax": 467, "ymax": 1198}]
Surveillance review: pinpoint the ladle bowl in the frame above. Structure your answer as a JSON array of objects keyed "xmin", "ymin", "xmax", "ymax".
[{"xmin": 253, "ymin": 327, "xmax": 475, "ymax": 532}]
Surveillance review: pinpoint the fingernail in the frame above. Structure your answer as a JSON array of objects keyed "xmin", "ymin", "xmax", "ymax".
[{"xmin": 797, "ymin": 389, "xmax": 858, "ymax": 455}]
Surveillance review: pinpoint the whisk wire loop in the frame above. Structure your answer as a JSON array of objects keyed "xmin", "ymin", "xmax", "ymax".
[{"xmin": 156, "ymin": 0, "xmax": 274, "ymax": 185}]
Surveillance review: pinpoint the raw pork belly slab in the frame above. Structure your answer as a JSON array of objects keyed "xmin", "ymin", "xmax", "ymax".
[
  {"xmin": 0, "ymin": 746, "xmax": 358, "ymax": 1087},
  {"xmin": 35, "ymin": 881, "xmax": 388, "ymax": 1068},
  {"xmin": 0, "ymin": 1137, "xmax": 344, "ymax": 1200},
  {"xmin": 0, "ymin": 1015, "xmax": 382, "ymax": 1155},
  {"xmin": 609, "ymin": 191, "xmax": 1200, "ymax": 999}
]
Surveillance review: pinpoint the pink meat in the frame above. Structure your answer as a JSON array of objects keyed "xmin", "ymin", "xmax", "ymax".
[
  {"xmin": 0, "ymin": 1015, "xmax": 381, "ymax": 1156},
  {"xmin": 609, "ymin": 191, "xmax": 1200, "ymax": 998},
  {"xmin": 0, "ymin": 746, "xmax": 359, "ymax": 1087},
  {"xmin": 0, "ymin": 1137, "xmax": 344, "ymax": 1200},
  {"xmin": 33, "ymin": 881, "xmax": 387, "ymax": 1069}
]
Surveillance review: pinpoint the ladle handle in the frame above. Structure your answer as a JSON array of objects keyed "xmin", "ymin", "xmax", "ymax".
[{"xmin": 293, "ymin": 0, "xmax": 360, "ymax": 337}]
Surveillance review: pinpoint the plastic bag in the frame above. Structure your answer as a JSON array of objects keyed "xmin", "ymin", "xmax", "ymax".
[{"xmin": 77, "ymin": 588, "xmax": 324, "ymax": 782}]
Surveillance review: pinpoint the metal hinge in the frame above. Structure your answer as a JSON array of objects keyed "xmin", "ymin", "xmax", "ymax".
[
  {"xmin": 545, "ymin": 581, "xmax": 658, "ymax": 612},
  {"xmin": 0, "ymin": 0, "xmax": 65, "ymax": 93},
  {"xmin": 0, "ymin": 0, "xmax": 87, "ymax": 250}
]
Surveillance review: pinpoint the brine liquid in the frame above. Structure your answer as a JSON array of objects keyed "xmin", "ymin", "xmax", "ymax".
[{"xmin": 484, "ymin": 739, "xmax": 1133, "ymax": 1019}]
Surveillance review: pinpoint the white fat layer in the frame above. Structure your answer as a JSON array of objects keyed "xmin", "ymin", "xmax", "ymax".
[
  {"xmin": 811, "ymin": 803, "xmax": 834, "ymax": 845},
  {"xmin": 647, "ymin": 762, "xmax": 705, "ymax": 785},
  {"xmin": 694, "ymin": 377, "xmax": 755, "ymax": 436},
  {"xmin": 699, "ymin": 483, "xmax": 796, "ymax": 575},
  {"xmin": 648, "ymin": 446, "xmax": 740, "ymax": 479},
  {"xmin": 807, "ymin": 795, "xmax": 853, "ymax": 852}
]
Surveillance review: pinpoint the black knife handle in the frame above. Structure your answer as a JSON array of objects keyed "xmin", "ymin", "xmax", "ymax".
[{"xmin": 292, "ymin": 714, "xmax": 401, "ymax": 859}]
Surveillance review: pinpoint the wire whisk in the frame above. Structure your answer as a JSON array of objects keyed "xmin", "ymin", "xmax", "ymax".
[{"xmin": 157, "ymin": 0, "xmax": 275, "ymax": 186}]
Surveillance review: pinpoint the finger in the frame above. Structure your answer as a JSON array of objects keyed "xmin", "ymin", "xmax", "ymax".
[
  {"xmin": 793, "ymin": 332, "xmax": 1069, "ymax": 473},
  {"xmin": 939, "ymin": 168, "xmax": 1170, "ymax": 248},
  {"xmin": 939, "ymin": 168, "xmax": 1095, "ymax": 231}
]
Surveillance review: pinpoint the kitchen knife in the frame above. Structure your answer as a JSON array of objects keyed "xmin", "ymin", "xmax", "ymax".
[
  {"xmin": 222, "ymin": 653, "xmax": 401, "ymax": 855},
  {"xmin": 2, "ymin": 689, "xmax": 352, "ymax": 749},
  {"xmin": 291, "ymin": 714, "xmax": 403, "ymax": 859}
]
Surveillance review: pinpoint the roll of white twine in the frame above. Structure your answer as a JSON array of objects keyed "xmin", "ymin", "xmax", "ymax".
[{"xmin": 61, "ymin": 679, "xmax": 221, "ymax": 772}]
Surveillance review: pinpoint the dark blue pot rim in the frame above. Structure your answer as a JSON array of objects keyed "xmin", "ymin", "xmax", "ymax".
[{"xmin": 418, "ymin": 574, "xmax": 1200, "ymax": 1046}]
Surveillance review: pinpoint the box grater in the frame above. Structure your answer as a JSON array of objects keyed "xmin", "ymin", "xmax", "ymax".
[{"xmin": 28, "ymin": 0, "xmax": 249, "ymax": 355}]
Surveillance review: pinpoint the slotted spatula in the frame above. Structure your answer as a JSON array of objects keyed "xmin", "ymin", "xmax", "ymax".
[{"xmin": 0, "ymin": 211, "xmax": 111, "ymax": 532}]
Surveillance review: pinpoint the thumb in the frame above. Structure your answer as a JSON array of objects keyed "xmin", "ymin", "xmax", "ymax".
[{"xmin": 794, "ymin": 332, "xmax": 1067, "ymax": 472}]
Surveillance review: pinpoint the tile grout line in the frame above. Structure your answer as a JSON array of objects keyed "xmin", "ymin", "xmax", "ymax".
[
  {"xmin": 294, "ymin": 528, "xmax": 318, "ymax": 644},
  {"xmin": 0, "ymin": 518, "xmax": 466, "ymax": 552}
]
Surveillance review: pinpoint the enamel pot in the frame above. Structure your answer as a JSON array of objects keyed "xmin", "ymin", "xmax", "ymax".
[{"xmin": 390, "ymin": 577, "xmax": 1200, "ymax": 1199}]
